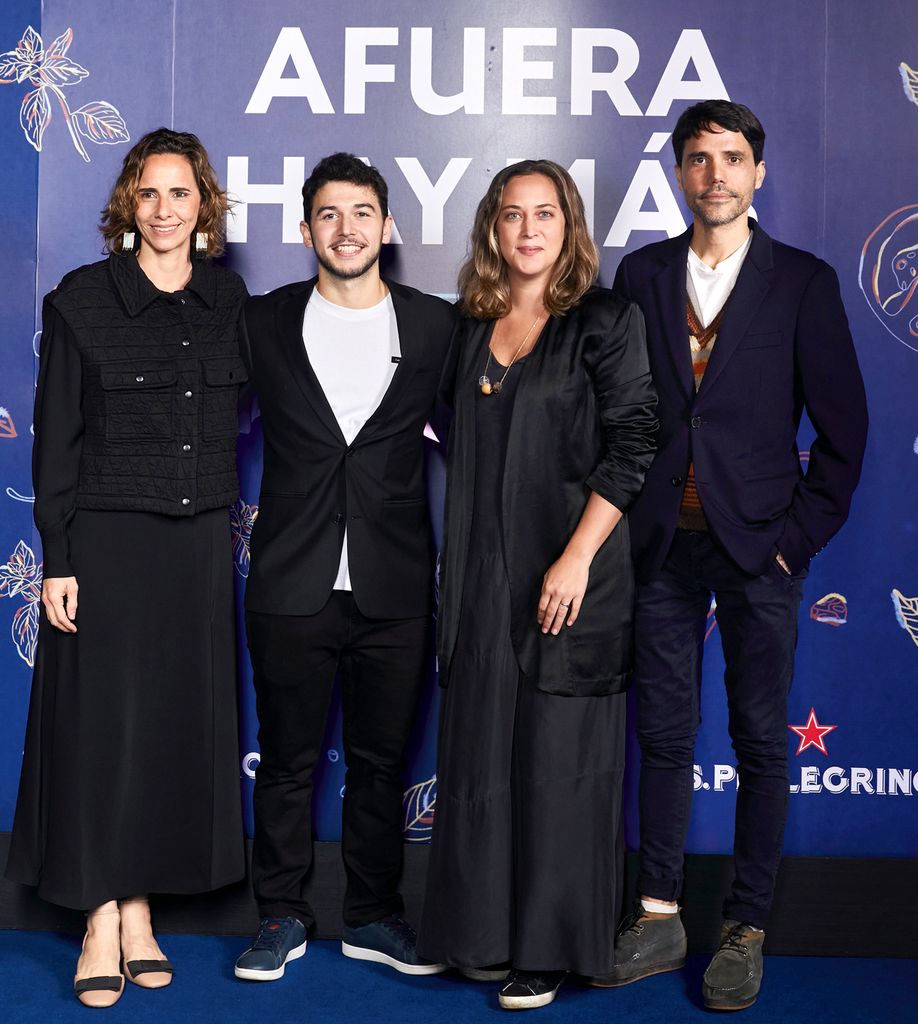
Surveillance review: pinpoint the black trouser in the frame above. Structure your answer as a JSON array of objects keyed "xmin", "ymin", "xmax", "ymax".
[
  {"xmin": 246, "ymin": 592, "xmax": 431, "ymax": 929},
  {"xmin": 634, "ymin": 529, "xmax": 804, "ymax": 930}
]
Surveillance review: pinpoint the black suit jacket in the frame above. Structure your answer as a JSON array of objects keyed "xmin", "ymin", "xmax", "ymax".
[
  {"xmin": 241, "ymin": 277, "xmax": 454, "ymax": 618},
  {"xmin": 438, "ymin": 289, "xmax": 658, "ymax": 696},
  {"xmin": 614, "ymin": 221, "xmax": 868, "ymax": 581}
]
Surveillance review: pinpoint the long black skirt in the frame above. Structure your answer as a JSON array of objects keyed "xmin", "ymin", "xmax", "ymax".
[
  {"xmin": 419, "ymin": 548, "xmax": 627, "ymax": 977},
  {"xmin": 5, "ymin": 508, "xmax": 244, "ymax": 910}
]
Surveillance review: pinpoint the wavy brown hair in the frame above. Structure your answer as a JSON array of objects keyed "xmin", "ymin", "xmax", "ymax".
[
  {"xmin": 458, "ymin": 159, "xmax": 599, "ymax": 319},
  {"xmin": 100, "ymin": 128, "xmax": 230, "ymax": 257}
]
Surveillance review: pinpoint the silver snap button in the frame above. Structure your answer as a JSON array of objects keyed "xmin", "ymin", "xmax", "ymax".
[
  {"xmin": 181, "ymin": 497, "xmax": 191, "ymax": 506},
  {"xmin": 182, "ymin": 444, "xmax": 191, "ymax": 452},
  {"xmin": 184, "ymin": 390, "xmax": 193, "ymax": 398},
  {"xmin": 135, "ymin": 375, "xmax": 144, "ymax": 382}
]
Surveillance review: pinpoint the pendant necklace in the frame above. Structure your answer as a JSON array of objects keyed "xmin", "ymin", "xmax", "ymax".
[{"xmin": 479, "ymin": 313, "xmax": 545, "ymax": 395}]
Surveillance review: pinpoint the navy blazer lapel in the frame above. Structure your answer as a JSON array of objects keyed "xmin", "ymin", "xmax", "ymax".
[
  {"xmin": 649, "ymin": 229, "xmax": 695, "ymax": 398},
  {"xmin": 354, "ymin": 280, "xmax": 421, "ymax": 442},
  {"xmin": 276, "ymin": 278, "xmax": 347, "ymax": 445},
  {"xmin": 696, "ymin": 222, "xmax": 774, "ymax": 399}
]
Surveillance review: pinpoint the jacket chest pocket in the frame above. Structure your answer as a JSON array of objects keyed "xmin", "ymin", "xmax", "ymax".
[
  {"xmin": 100, "ymin": 366, "xmax": 177, "ymax": 442},
  {"xmin": 202, "ymin": 357, "xmax": 249, "ymax": 439}
]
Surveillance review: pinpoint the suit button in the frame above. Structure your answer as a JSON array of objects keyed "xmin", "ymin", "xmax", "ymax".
[
  {"xmin": 135, "ymin": 375, "xmax": 144, "ymax": 382},
  {"xmin": 182, "ymin": 443, "xmax": 192, "ymax": 452},
  {"xmin": 181, "ymin": 339, "xmax": 190, "ymax": 347},
  {"xmin": 691, "ymin": 415, "xmax": 702, "ymax": 428},
  {"xmin": 334, "ymin": 513, "xmax": 345, "ymax": 525},
  {"xmin": 671, "ymin": 476, "xmax": 683, "ymax": 487},
  {"xmin": 181, "ymin": 497, "xmax": 191, "ymax": 506},
  {"xmin": 184, "ymin": 390, "xmax": 193, "ymax": 399}
]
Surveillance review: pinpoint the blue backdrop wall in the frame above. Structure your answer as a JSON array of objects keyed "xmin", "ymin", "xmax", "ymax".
[{"xmin": 0, "ymin": 1, "xmax": 915, "ymax": 860}]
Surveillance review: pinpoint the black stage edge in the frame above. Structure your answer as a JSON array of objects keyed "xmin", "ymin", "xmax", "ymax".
[{"xmin": 0, "ymin": 834, "xmax": 913, "ymax": 958}]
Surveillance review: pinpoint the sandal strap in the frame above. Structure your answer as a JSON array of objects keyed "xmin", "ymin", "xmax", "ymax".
[
  {"xmin": 126, "ymin": 958, "xmax": 174, "ymax": 976},
  {"xmin": 74, "ymin": 975, "xmax": 123, "ymax": 994}
]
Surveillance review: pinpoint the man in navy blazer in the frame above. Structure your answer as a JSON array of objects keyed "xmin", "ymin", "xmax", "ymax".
[
  {"xmin": 597, "ymin": 102, "xmax": 867, "ymax": 1009},
  {"xmin": 233, "ymin": 154, "xmax": 452, "ymax": 983}
]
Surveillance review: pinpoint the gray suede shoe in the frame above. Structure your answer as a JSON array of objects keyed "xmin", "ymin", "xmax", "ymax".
[
  {"xmin": 702, "ymin": 920, "xmax": 764, "ymax": 1011},
  {"xmin": 588, "ymin": 904, "xmax": 687, "ymax": 987}
]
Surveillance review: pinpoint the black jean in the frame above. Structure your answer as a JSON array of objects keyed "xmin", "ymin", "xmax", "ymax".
[
  {"xmin": 246, "ymin": 592, "xmax": 431, "ymax": 929},
  {"xmin": 634, "ymin": 529, "xmax": 804, "ymax": 929}
]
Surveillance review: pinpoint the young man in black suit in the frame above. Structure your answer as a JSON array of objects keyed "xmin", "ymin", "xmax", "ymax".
[
  {"xmin": 594, "ymin": 102, "xmax": 867, "ymax": 1009},
  {"xmin": 234, "ymin": 154, "xmax": 453, "ymax": 981}
]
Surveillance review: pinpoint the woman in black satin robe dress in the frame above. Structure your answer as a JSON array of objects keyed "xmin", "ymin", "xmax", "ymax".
[{"xmin": 418, "ymin": 160, "xmax": 657, "ymax": 1010}]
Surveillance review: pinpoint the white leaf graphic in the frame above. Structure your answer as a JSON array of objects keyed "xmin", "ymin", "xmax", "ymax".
[
  {"xmin": 402, "ymin": 775, "xmax": 437, "ymax": 842},
  {"xmin": 46, "ymin": 27, "xmax": 73, "ymax": 58},
  {"xmin": 891, "ymin": 589, "xmax": 918, "ymax": 649},
  {"xmin": 71, "ymin": 101, "xmax": 130, "ymax": 145},
  {"xmin": 19, "ymin": 86, "xmax": 51, "ymax": 152}
]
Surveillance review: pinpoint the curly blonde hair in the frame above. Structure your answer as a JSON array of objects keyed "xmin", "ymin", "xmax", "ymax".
[
  {"xmin": 100, "ymin": 128, "xmax": 230, "ymax": 257},
  {"xmin": 458, "ymin": 159, "xmax": 599, "ymax": 319}
]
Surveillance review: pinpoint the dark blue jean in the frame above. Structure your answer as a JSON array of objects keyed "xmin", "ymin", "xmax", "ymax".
[{"xmin": 634, "ymin": 529, "xmax": 804, "ymax": 929}]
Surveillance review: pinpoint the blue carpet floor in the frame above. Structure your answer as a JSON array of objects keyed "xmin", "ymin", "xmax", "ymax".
[{"xmin": 1, "ymin": 933, "xmax": 914, "ymax": 1023}]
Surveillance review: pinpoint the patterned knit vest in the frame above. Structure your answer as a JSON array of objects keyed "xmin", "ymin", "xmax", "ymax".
[{"xmin": 677, "ymin": 297, "xmax": 727, "ymax": 530}]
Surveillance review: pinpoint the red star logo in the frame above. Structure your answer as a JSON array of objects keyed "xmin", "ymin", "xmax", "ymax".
[{"xmin": 788, "ymin": 708, "xmax": 837, "ymax": 756}]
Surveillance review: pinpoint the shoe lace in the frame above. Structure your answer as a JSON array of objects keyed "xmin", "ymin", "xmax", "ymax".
[
  {"xmin": 376, "ymin": 916, "xmax": 417, "ymax": 945},
  {"xmin": 719, "ymin": 922, "xmax": 753, "ymax": 956},
  {"xmin": 251, "ymin": 918, "xmax": 295, "ymax": 953},
  {"xmin": 617, "ymin": 904, "xmax": 647, "ymax": 937}
]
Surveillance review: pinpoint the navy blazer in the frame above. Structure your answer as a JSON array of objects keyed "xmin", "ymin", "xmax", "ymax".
[
  {"xmin": 241, "ymin": 277, "xmax": 454, "ymax": 618},
  {"xmin": 614, "ymin": 220, "xmax": 868, "ymax": 580}
]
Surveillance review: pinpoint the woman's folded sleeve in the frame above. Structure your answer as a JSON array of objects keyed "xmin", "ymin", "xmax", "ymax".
[{"xmin": 584, "ymin": 299, "xmax": 658, "ymax": 512}]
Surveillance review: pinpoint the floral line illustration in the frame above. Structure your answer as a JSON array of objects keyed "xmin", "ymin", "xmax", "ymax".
[
  {"xmin": 230, "ymin": 499, "xmax": 258, "ymax": 579},
  {"xmin": 403, "ymin": 775, "xmax": 437, "ymax": 842},
  {"xmin": 5, "ymin": 488, "xmax": 35, "ymax": 503},
  {"xmin": 900, "ymin": 62, "xmax": 918, "ymax": 107},
  {"xmin": 0, "ymin": 540, "xmax": 42, "ymax": 667},
  {"xmin": 891, "ymin": 589, "xmax": 918, "ymax": 650},
  {"xmin": 0, "ymin": 25, "xmax": 129, "ymax": 162},
  {"xmin": 0, "ymin": 407, "xmax": 16, "ymax": 438}
]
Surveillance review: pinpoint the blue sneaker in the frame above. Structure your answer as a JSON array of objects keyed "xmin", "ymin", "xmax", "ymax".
[
  {"xmin": 234, "ymin": 917, "xmax": 308, "ymax": 981},
  {"xmin": 341, "ymin": 915, "xmax": 446, "ymax": 975}
]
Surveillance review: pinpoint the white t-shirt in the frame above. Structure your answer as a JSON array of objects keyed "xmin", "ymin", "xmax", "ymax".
[
  {"xmin": 303, "ymin": 287, "xmax": 400, "ymax": 591},
  {"xmin": 686, "ymin": 230, "xmax": 753, "ymax": 327}
]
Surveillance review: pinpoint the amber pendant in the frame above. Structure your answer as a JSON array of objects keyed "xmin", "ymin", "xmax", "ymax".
[{"xmin": 479, "ymin": 375, "xmax": 492, "ymax": 395}]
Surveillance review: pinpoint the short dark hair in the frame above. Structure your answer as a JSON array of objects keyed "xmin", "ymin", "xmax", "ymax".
[
  {"xmin": 672, "ymin": 101, "xmax": 765, "ymax": 166},
  {"xmin": 301, "ymin": 152, "xmax": 389, "ymax": 221}
]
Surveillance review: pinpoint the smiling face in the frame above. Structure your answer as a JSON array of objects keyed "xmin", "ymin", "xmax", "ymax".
[
  {"xmin": 675, "ymin": 124, "xmax": 765, "ymax": 229},
  {"xmin": 301, "ymin": 181, "xmax": 392, "ymax": 282},
  {"xmin": 495, "ymin": 173, "xmax": 566, "ymax": 285},
  {"xmin": 133, "ymin": 153, "xmax": 201, "ymax": 259}
]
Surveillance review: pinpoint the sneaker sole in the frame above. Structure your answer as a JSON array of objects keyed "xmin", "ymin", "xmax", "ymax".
[
  {"xmin": 234, "ymin": 940, "xmax": 308, "ymax": 981},
  {"xmin": 588, "ymin": 958, "xmax": 686, "ymax": 988},
  {"xmin": 499, "ymin": 988, "xmax": 561, "ymax": 1010},
  {"xmin": 340, "ymin": 941, "xmax": 447, "ymax": 975},
  {"xmin": 703, "ymin": 994, "xmax": 758, "ymax": 1012}
]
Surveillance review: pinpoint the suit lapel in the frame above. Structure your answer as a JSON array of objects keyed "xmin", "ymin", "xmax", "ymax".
[
  {"xmin": 276, "ymin": 279, "xmax": 347, "ymax": 445},
  {"xmin": 649, "ymin": 229, "xmax": 695, "ymax": 399},
  {"xmin": 353, "ymin": 280, "xmax": 420, "ymax": 443},
  {"xmin": 696, "ymin": 222, "xmax": 774, "ymax": 399}
]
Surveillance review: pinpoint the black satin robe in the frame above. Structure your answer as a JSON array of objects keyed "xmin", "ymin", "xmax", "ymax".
[{"xmin": 438, "ymin": 287, "xmax": 658, "ymax": 696}]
